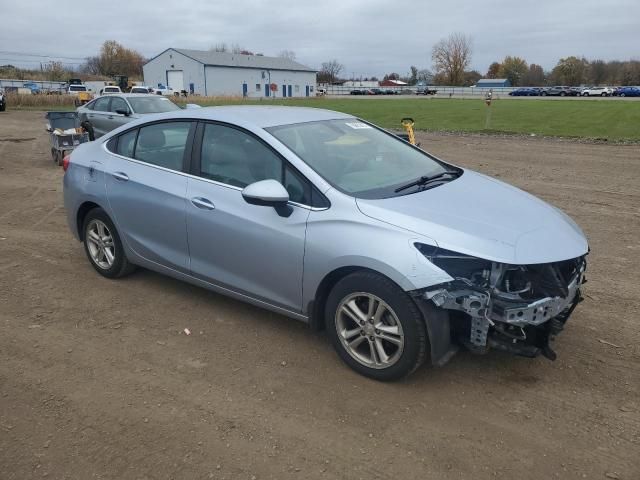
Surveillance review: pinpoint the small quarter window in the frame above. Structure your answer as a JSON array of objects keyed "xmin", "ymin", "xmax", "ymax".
[{"xmin": 117, "ymin": 129, "xmax": 137, "ymax": 157}]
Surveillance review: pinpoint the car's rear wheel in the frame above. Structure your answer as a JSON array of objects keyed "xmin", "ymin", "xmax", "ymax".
[
  {"xmin": 82, "ymin": 208, "xmax": 135, "ymax": 278},
  {"xmin": 325, "ymin": 271, "xmax": 428, "ymax": 381},
  {"xmin": 620, "ymin": 93, "xmax": 626, "ymax": 97},
  {"xmin": 601, "ymin": 92, "xmax": 607, "ymax": 97}
]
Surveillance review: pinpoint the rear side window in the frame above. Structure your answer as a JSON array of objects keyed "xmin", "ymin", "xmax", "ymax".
[{"xmin": 134, "ymin": 122, "xmax": 191, "ymax": 171}]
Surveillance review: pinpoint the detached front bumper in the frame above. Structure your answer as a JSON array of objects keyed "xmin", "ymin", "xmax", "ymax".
[{"xmin": 422, "ymin": 260, "xmax": 586, "ymax": 364}]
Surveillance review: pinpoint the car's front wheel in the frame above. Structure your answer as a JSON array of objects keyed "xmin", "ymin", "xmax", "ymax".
[
  {"xmin": 325, "ymin": 271, "xmax": 428, "ymax": 381},
  {"xmin": 82, "ymin": 208, "xmax": 135, "ymax": 278}
]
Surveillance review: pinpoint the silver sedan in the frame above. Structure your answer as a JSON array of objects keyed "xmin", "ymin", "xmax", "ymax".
[
  {"xmin": 76, "ymin": 93, "xmax": 180, "ymax": 139},
  {"xmin": 62, "ymin": 106, "xmax": 588, "ymax": 380}
]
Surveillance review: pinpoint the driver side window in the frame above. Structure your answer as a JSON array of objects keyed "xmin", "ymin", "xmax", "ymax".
[
  {"xmin": 110, "ymin": 97, "xmax": 129, "ymax": 114},
  {"xmin": 199, "ymin": 123, "xmax": 312, "ymax": 204}
]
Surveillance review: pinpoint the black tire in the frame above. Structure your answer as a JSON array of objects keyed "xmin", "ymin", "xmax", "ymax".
[
  {"xmin": 82, "ymin": 208, "xmax": 136, "ymax": 279},
  {"xmin": 325, "ymin": 271, "xmax": 428, "ymax": 381},
  {"xmin": 560, "ymin": 92, "xmax": 566, "ymax": 96},
  {"xmin": 0, "ymin": 103, "xmax": 5, "ymax": 112},
  {"xmin": 54, "ymin": 150, "xmax": 63, "ymax": 166},
  {"xmin": 81, "ymin": 121, "xmax": 95, "ymax": 141},
  {"xmin": 620, "ymin": 93, "xmax": 626, "ymax": 97},
  {"xmin": 51, "ymin": 148, "xmax": 57, "ymax": 162},
  {"xmin": 601, "ymin": 92, "xmax": 606, "ymax": 97}
]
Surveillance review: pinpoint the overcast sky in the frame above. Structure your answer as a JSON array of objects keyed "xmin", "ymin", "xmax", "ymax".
[{"xmin": 1, "ymin": 0, "xmax": 638, "ymax": 77}]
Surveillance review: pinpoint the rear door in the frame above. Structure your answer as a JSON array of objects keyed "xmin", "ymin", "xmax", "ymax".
[
  {"xmin": 87, "ymin": 96, "xmax": 111, "ymax": 137},
  {"xmin": 105, "ymin": 121, "xmax": 195, "ymax": 272}
]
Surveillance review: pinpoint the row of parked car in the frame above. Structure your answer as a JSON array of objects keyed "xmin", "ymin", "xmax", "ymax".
[{"xmin": 509, "ymin": 86, "xmax": 640, "ymax": 97}]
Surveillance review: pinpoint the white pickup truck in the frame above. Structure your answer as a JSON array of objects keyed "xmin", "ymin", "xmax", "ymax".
[
  {"xmin": 99, "ymin": 86, "xmax": 122, "ymax": 95},
  {"xmin": 152, "ymin": 85, "xmax": 176, "ymax": 96},
  {"xmin": 68, "ymin": 84, "xmax": 88, "ymax": 94}
]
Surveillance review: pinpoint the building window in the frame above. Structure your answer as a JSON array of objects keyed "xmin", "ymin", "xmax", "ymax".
[
  {"xmin": 295, "ymin": 85, "xmax": 300, "ymax": 92},
  {"xmin": 310, "ymin": 86, "xmax": 314, "ymax": 92},
  {"xmin": 256, "ymin": 83, "xmax": 261, "ymax": 92}
]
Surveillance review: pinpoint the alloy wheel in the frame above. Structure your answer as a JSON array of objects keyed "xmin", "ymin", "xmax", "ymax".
[
  {"xmin": 335, "ymin": 292, "xmax": 405, "ymax": 369},
  {"xmin": 86, "ymin": 219, "xmax": 115, "ymax": 269}
]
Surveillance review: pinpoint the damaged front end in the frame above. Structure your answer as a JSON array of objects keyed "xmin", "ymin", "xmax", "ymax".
[{"xmin": 415, "ymin": 244, "xmax": 587, "ymax": 364}]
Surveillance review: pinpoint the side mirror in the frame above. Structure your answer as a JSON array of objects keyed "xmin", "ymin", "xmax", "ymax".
[
  {"xmin": 115, "ymin": 108, "xmax": 130, "ymax": 116},
  {"xmin": 242, "ymin": 179, "xmax": 289, "ymax": 206}
]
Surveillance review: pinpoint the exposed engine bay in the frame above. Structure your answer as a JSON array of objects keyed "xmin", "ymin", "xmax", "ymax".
[{"xmin": 417, "ymin": 245, "xmax": 587, "ymax": 361}]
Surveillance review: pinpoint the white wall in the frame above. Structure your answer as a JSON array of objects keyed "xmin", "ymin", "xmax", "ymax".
[
  {"xmin": 143, "ymin": 50, "xmax": 205, "ymax": 94},
  {"xmin": 204, "ymin": 66, "xmax": 316, "ymax": 97}
]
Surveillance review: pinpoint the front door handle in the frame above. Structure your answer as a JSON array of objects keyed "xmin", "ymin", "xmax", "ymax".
[
  {"xmin": 191, "ymin": 197, "xmax": 215, "ymax": 210},
  {"xmin": 112, "ymin": 171, "xmax": 129, "ymax": 182}
]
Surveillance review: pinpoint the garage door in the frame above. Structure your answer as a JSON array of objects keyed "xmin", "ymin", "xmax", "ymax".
[{"xmin": 167, "ymin": 70, "xmax": 184, "ymax": 92}]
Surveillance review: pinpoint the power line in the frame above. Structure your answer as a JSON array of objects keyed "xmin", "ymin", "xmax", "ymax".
[{"xmin": 0, "ymin": 50, "xmax": 88, "ymax": 60}]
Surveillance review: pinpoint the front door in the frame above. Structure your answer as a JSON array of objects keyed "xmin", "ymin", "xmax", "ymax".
[
  {"xmin": 185, "ymin": 122, "xmax": 310, "ymax": 312},
  {"xmin": 105, "ymin": 121, "xmax": 194, "ymax": 272},
  {"xmin": 288, "ymin": 85, "xmax": 292, "ymax": 97},
  {"xmin": 305, "ymin": 85, "xmax": 309, "ymax": 97},
  {"xmin": 242, "ymin": 83, "xmax": 248, "ymax": 97},
  {"xmin": 282, "ymin": 85, "xmax": 287, "ymax": 97},
  {"xmin": 265, "ymin": 84, "xmax": 270, "ymax": 97}
]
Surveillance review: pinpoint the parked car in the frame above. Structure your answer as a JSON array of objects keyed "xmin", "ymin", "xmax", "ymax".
[
  {"xmin": 153, "ymin": 85, "xmax": 176, "ymax": 96},
  {"xmin": 349, "ymin": 89, "xmax": 365, "ymax": 95},
  {"xmin": 63, "ymin": 106, "xmax": 588, "ymax": 380},
  {"xmin": 508, "ymin": 88, "xmax": 537, "ymax": 96},
  {"xmin": 369, "ymin": 88, "xmax": 383, "ymax": 95},
  {"xmin": 23, "ymin": 82, "xmax": 42, "ymax": 94},
  {"xmin": 76, "ymin": 93, "xmax": 180, "ymax": 139},
  {"xmin": 615, "ymin": 86, "xmax": 640, "ymax": 97},
  {"xmin": 541, "ymin": 86, "xmax": 574, "ymax": 96},
  {"xmin": 99, "ymin": 86, "xmax": 123, "ymax": 95},
  {"xmin": 129, "ymin": 85, "xmax": 154, "ymax": 94},
  {"xmin": 0, "ymin": 89, "xmax": 6, "ymax": 111},
  {"xmin": 581, "ymin": 86, "xmax": 612, "ymax": 97},
  {"xmin": 315, "ymin": 87, "xmax": 327, "ymax": 96},
  {"xmin": 416, "ymin": 85, "xmax": 437, "ymax": 95}
]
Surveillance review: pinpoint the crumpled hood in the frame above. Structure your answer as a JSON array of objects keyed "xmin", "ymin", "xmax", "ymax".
[{"xmin": 356, "ymin": 170, "xmax": 588, "ymax": 264}]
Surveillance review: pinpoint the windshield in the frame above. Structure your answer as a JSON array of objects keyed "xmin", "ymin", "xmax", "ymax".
[
  {"xmin": 127, "ymin": 96, "xmax": 180, "ymax": 114},
  {"xmin": 69, "ymin": 85, "xmax": 87, "ymax": 92},
  {"xmin": 267, "ymin": 119, "xmax": 448, "ymax": 198}
]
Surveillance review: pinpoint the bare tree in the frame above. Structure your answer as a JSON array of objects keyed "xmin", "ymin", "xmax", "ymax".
[
  {"xmin": 278, "ymin": 50, "xmax": 297, "ymax": 61},
  {"xmin": 431, "ymin": 33, "xmax": 472, "ymax": 86},
  {"xmin": 210, "ymin": 42, "xmax": 228, "ymax": 52},
  {"xmin": 318, "ymin": 60, "xmax": 344, "ymax": 83}
]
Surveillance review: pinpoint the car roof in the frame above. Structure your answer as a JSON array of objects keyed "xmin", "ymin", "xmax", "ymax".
[{"xmin": 132, "ymin": 105, "xmax": 355, "ymax": 128}]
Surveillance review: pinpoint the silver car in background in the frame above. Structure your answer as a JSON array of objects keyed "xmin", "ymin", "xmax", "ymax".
[
  {"xmin": 62, "ymin": 106, "xmax": 588, "ymax": 380},
  {"xmin": 76, "ymin": 93, "xmax": 180, "ymax": 139}
]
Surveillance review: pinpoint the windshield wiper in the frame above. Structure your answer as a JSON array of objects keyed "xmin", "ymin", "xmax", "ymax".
[{"xmin": 394, "ymin": 170, "xmax": 461, "ymax": 193}]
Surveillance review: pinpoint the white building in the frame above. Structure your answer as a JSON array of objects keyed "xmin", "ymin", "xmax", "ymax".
[{"xmin": 143, "ymin": 48, "xmax": 317, "ymax": 98}]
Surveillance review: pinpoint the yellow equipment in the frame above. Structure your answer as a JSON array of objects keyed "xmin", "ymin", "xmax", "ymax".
[{"xmin": 400, "ymin": 117, "xmax": 416, "ymax": 145}]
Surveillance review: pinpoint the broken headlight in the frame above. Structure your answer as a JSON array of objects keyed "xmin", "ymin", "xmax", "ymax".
[{"xmin": 414, "ymin": 243, "xmax": 493, "ymax": 288}]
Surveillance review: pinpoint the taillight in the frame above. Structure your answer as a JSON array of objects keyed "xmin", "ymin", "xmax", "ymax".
[{"xmin": 62, "ymin": 155, "xmax": 70, "ymax": 172}]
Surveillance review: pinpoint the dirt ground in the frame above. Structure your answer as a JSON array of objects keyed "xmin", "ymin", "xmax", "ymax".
[{"xmin": 1, "ymin": 110, "xmax": 638, "ymax": 480}]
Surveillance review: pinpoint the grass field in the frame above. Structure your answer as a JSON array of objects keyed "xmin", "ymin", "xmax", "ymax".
[
  {"xmin": 183, "ymin": 97, "xmax": 640, "ymax": 141},
  {"xmin": 10, "ymin": 95, "xmax": 640, "ymax": 141}
]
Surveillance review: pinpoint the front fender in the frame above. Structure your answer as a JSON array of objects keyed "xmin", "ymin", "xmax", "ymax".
[{"xmin": 302, "ymin": 198, "xmax": 453, "ymax": 310}]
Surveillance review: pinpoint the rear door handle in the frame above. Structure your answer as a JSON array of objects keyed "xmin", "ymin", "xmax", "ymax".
[
  {"xmin": 112, "ymin": 171, "xmax": 129, "ymax": 182},
  {"xmin": 191, "ymin": 197, "xmax": 215, "ymax": 210}
]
